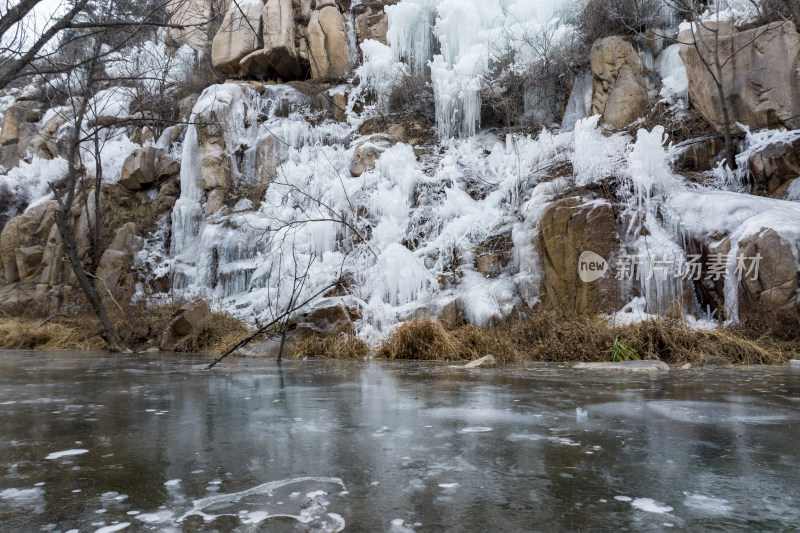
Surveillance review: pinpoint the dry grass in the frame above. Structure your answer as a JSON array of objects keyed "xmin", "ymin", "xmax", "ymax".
[
  {"xmin": 290, "ymin": 333, "xmax": 370, "ymax": 360},
  {"xmin": 377, "ymin": 319, "xmax": 520, "ymax": 362},
  {"xmin": 0, "ymin": 303, "xmax": 250, "ymax": 355},
  {"xmin": 0, "ymin": 317, "xmax": 104, "ymax": 350},
  {"xmin": 374, "ymin": 313, "xmax": 796, "ymax": 365}
]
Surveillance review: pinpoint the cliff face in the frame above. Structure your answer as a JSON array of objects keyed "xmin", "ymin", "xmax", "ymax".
[{"xmin": 1, "ymin": 0, "xmax": 799, "ymax": 342}]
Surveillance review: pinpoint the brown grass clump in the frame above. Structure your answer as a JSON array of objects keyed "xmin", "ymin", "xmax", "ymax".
[
  {"xmin": 377, "ymin": 319, "xmax": 519, "ymax": 362},
  {"xmin": 0, "ymin": 317, "xmax": 104, "ymax": 350},
  {"xmin": 373, "ymin": 313, "xmax": 795, "ymax": 365},
  {"xmin": 290, "ymin": 333, "xmax": 370, "ymax": 360},
  {"xmin": 172, "ymin": 312, "xmax": 250, "ymax": 355}
]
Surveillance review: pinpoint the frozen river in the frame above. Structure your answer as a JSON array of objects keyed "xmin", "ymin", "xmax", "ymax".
[{"xmin": 1, "ymin": 351, "xmax": 799, "ymax": 532}]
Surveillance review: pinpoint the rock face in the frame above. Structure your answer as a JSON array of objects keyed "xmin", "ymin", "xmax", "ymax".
[
  {"xmin": 0, "ymin": 201, "xmax": 57, "ymax": 284},
  {"xmin": 736, "ymin": 229, "xmax": 800, "ymax": 321},
  {"xmin": 307, "ymin": 6, "xmax": 351, "ymax": 79},
  {"xmin": 165, "ymin": 0, "xmax": 218, "ymax": 51},
  {"xmin": 28, "ymin": 109, "xmax": 70, "ymax": 160},
  {"xmin": 590, "ymin": 37, "xmax": 649, "ymax": 128},
  {"xmin": 0, "ymin": 100, "xmax": 44, "ymax": 146},
  {"xmin": 95, "ymin": 222, "xmax": 143, "ymax": 295},
  {"xmin": 672, "ymin": 136, "xmax": 724, "ymax": 172},
  {"xmin": 537, "ymin": 198, "xmax": 624, "ymax": 314},
  {"xmin": 160, "ymin": 298, "xmax": 211, "ymax": 350},
  {"xmin": 747, "ymin": 136, "xmax": 800, "ymax": 195},
  {"xmin": 120, "ymin": 147, "xmax": 157, "ymax": 190},
  {"xmin": 211, "ymin": 0, "xmax": 264, "ymax": 75},
  {"xmin": 679, "ymin": 21, "xmax": 800, "ymax": 133},
  {"xmin": 354, "ymin": 2, "xmax": 392, "ymax": 46},
  {"xmin": 349, "ymin": 135, "xmax": 394, "ymax": 177}
]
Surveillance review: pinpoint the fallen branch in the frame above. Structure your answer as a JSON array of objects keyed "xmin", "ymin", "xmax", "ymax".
[
  {"xmin": 206, "ymin": 281, "xmax": 339, "ymax": 369},
  {"xmin": 34, "ymin": 313, "xmax": 66, "ymax": 329}
]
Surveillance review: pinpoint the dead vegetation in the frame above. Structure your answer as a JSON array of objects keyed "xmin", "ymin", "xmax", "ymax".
[
  {"xmin": 0, "ymin": 303, "xmax": 250, "ymax": 355},
  {"xmin": 373, "ymin": 313, "xmax": 796, "ymax": 365},
  {"xmin": 1, "ymin": 306, "xmax": 795, "ymax": 366}
]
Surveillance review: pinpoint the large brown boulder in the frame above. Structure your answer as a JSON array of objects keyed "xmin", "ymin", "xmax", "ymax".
[
  {"xmin": 120, "ymin": 147, "xmax": 157, "ymax": 190},
  {"xmin": 160, "ymin": 298, "xmax": 211, "ymax": 350},
  {"xmin": 537, "ymin": 197, "xmax": 624, "ymax": 314},
  {"xmin": 307, "ymin": 6, "xmax": 351, "ymax": 79},
  {"xmin": 747, "ymin": 136, "xmax": 800, "ymax": 195},
  {"xmin": 28, "ymin": 108, "xmax": 70, "ymax": 160},
  {"xmin": 736, "ymin": 229, "xmax": 799, "ymax": 320},
  {"xmin": 96, "ymin": 222, "xmax": 143, "ymax": 292},
  {"xmin": 240, "ymin": 0, "xmax": 304, "ymax": 80},
  {"xmin": 164, "ymin": 0, "xmax": 216, "ymax": 52},
  {"xmin": 349, "ymin": 135, "xmax": 394, "ymax": 177},
  {"xmin": 679, "ymin": 21, "xmax": 800, "ymax": 133},
  {"xmin": 672, "ymin": 136, "xmax": 724, "ymax": 172},
  {"xmin": 355, "ymin": 3, "xmax": 391, "ymax": 46},
  {"xmin": 590, "ymin": 37, "xmax": 649, "ymax": 128},
  {"xmin": 0, "ymin": 201, "xmax": 57, "ymax": 284},
  {"xmin": 211, "ymin": 0, "xmax": 263, "ymax": 75},
  {"xmin": 0, "ymin": 100, "xmax": 44, "ymax": 146}
]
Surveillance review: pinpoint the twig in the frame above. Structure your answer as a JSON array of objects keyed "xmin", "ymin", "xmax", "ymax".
[
  {"xmin": 206, "ymin": 281, "xmax": 339, "ymax": 369},
  {"xmin": 34, "ymin": 313, "xmax": 66, "ymax": 329},
  {"xmin": 86, "ymin": 273, "xmax": 125, "ymax": 313}
]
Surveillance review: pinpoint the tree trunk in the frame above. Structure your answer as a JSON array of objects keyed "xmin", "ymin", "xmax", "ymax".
[{"xmin": 53, "ymin": 210, "xmax": 123, "ymax": 351}]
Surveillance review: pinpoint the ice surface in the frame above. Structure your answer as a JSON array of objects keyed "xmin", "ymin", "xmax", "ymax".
[
  {"xmin": 93, "ymin": 523, "xmax": 130, "ymax": 533},
  {"xmin": 683, "ymin": 492, "xmax": 733, "ymax": 514}
]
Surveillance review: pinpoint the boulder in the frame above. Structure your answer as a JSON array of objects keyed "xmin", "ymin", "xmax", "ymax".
[
  {"xmin": 537, "ymin": 197, "xmax": 624, "ymax": 314},
  {"xmin": 204, "ymin": 189, "xmax": 226, "ymax": 216},
  {"xmin": 307, "ymin": 6, "xmax": 351, "ymax": 79},
  {"xmin": 736, "ymin": 229, "xmax": 799, "ymax": 320},
  {"xmin": 294, "ymin": 297, "xmax": 358, "ymax": 338},
  {"xmin": 211, "ymin": 0, "xmax": 264, "ymax": 75},
  {"xmin": 679, "ymin": 21, "xmax": 800, "ymax": 133},
  {"xmin": 672, "ymin": 136, "xmax": 724, "ymax": 172},
  {"xmin": 590, "ymin": 37, "xmax": 649, "ymax": 128},
  {"xmin": 572, "ymin": 360, "xmax": 670, "ymax": 372},
  {"xmin": 164, "ymin": 0, "xmax": 215, "ymax": 51},
  {"xmin": 239, "ymin": 0, "xmax": 304, "ymax": 80},
  {"xmin": 349, "ymin": 135, "xmax": 393, "ymax": 177},
  {"xmin": 120, "ymin": 147, "xmax": 158, "ymax": 190},
  {"xmin": 0, "ymin": 100, "xmax": 44, "ymax": 146},
  {"xmin": 355, "ymin": 3, "xmax": 391, "ymax": 46},
  {"xmin": 28, "ymin": 108, "xmax": 70, "ymax": 159},
  {"xmin": 177, "ymin": 93, "xmax": 200, "ymax": 122},
  {"xmin": 15, "ymin": 245, "xmax": 45, "ymax": 283},
  {"xmin": 747, "ymin": 136, "xmax": 800, "ymax": 194},
  {"xmin": 155, "ymin": 154, "xmax": 181, "ymax": 180},
  {"xmin": 160, "ymin": 298, "xmax": 211, "ymax": 350},
  {"xmin": 0, "ymin": 201, "xmax": 57, "ymax": 284}
]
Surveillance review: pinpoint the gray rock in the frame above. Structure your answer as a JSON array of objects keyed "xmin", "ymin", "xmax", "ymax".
[
  {"xmin": 572, "ymin": 360, "xmax": 670, "ymax": 372},
  {"xmin": 465, "ymin": 354, "xmax": 497, "ymax": 368}
]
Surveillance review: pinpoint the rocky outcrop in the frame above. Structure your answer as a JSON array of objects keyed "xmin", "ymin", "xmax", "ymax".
[
  {"xmin": 211, "ymin": 0, "xmax": 263, "ymax": 75},
  {"xmin": 354, "ymin": 2, "xmax": 392, "ymax": 46},
  {"xmin": 0, "ymin": 100, "xmax": 44, "ymax": 146},
  {"xmin": 537, "ymin": 198, "xmax": 625, "ymax": 314},
  {"xmin": 28, "ymin": 109, "xmax": 70, "ymax": 160},
  {"xmin": 349, "ymin": 135, "xmax": 394, "ymax": 177},
  {"xmin": 164, "ymin": 0, "xmax": 219, "ymax": 51},
  {"xmin": 679, "ymin": 21, "xmax": 800, "ymax": 133},
  {"xmin": 160, "ymin": 298, "xmax": 211, "ymax": 350},
  {"xmin": 95, "ymin": 222, "xmax": 143, "ymax": 295},
  {"xmin": 307, "ymin": 6, "xmax": 351, "ymax": 79},
  {"xmin": 120, "ymin": 147, "xmax": 158, "ymax": 190},
  {"xmin": 747, "ymin": 136, "xmax": 800, "ymax": 195},
  {"xmin": 671, "ymin": 136, "xmax": 724, "ymax": 172},
  {"xmin": 736, "ymin": 229, "xmax": 799, "ymax": 321},
  {"xmin": 239, "ymin": 0, "xmax": 304, "ymax": 80},
  {"xmin": 0, "ymin": 201, "xmax": 57, "ymax": 284},
  {"xmin": 590, "ymin": 37, "xmax": 649, "ymax": 128}
]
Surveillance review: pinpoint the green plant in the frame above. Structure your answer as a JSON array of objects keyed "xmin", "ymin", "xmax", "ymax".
[{"xmin": 611, "ymin": 335, "xmax": 640, "ymax": 362}]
